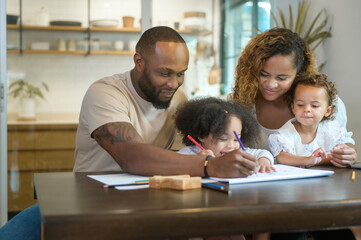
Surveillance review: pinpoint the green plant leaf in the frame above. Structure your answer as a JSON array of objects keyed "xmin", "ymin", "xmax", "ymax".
[
  {"xmin": 279, "ymin": 9, "xmax": 287, "ymax": 28},
  {"xmin": 289, "ymin": 4, "xmax": 294, "ymax": 31},
  {"xmin": 270, "ymin": 0, "xmax": 332, "ymax": 69},
  {"xmin": 304, "ymin": 9, "xmax": 324, "ymax": 40},
  {"xmin": 7, "ymin": 80, "xmax": 49, "ymax": 100},
  {"xmin": 271, "ymin": 11, "xmax": 280, "ymax": 27},
  {"xmin": 295, "ymin": 0, "xmax": 307, "ymax": 34}
]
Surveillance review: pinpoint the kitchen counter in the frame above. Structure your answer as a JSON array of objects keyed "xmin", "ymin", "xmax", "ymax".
[{"xmin": 7, "ymin": 112, "xmax": 79, "ymax": 130}]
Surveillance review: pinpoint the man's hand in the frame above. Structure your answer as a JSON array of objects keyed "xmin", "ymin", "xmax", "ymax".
[{"xmin": 207, "ymin": 149, "xmax": 256, "ymax": 178}]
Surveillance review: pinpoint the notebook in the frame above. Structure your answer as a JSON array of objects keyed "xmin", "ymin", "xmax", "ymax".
[{"xmin": 211, "ymin": 164, "xmax": 334, "ymax": 184}]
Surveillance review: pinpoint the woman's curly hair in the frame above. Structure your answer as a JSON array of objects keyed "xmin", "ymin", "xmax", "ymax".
[
  {"xmin": 173, "ymin": 97, "xmax": 261, "ymax": 148},
  {"xmin": 287, "ymin": 73, "xmax": 338, "ymax": 121},
  {"xmin": 232, "ymin": 28, "xmax": 317, "ymax": 108}
]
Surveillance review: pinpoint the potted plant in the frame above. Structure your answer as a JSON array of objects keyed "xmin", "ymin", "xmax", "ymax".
[
  {"xmin": 8, "ymin": 80, "xmax": 49, "ymax": 119},
  {"xmin": 271, "ymin": 0, "xmax": 332, "ymax": 71}
]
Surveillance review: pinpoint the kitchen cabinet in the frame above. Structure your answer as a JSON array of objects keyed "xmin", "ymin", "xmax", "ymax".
[
  {"xmin": 7, "ymin": 113, "xmax": 78, "ymax": 212},
  {"xmin": 6, "ymin": 113, "xmax": 184, "ymax": 212}
]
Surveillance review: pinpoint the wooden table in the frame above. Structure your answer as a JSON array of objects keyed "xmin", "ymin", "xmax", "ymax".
[{"xmin": 34, "ymin": 167, "xmax": 361, "ymax": 240}]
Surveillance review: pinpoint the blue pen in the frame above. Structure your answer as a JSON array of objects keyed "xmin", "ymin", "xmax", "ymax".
[
  {"xmin": 201, "ymin": 182, "xmax": 229, "ymax": 194},
  {"xmin": 233, "ymin": 131, "xmax": 258, "ymax": 176}
]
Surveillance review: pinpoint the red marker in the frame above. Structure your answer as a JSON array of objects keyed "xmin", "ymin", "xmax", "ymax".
[{"xmin": 187, "ymin": 135, "xmax": 205, "ymax": 150}]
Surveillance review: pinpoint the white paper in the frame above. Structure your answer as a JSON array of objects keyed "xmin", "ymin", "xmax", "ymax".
[
  {"xmin": 211, "ymin": 164, "xmax": 334, "ymax": 184},
  {"xmin": 88, "ymin": 173, "xmax": 149, "ymax": 186}
]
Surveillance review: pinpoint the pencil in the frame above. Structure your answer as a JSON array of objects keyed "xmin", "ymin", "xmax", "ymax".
[
  {"xmin": 104, "ymin": 180, "xmax": 149, "ymax": 188},
  {"xmin": 233, "ymin": 131, "xmax": 245, "ymax": 151},
  {"xmin": 352, "ymin": 171, "xmax": 356, "ymax": 181},
  {"xmin": 233, "ymin": 131, "xmax": 258, "ymax": 176},
  {"xmin": 201, "ymin": 182, "xmax": 230, "ymax": 194},
  {"xmin": 187, "ymin": 135, "xmax": 205, "ymax": 150}
]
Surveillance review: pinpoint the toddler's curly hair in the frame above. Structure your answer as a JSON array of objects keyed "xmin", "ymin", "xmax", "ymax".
[
  {"xmin": 287, "ymin": 73, "xmax": 337, "ymax": 120},
  {"xmin": 174, "ymin": 97, "xmax": 260, "ymax": 148}
]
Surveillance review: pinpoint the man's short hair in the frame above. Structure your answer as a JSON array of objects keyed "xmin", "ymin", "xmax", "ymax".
[{"xmin": 136, "ymin": 26, "xmax": 186, "ymax": 57}]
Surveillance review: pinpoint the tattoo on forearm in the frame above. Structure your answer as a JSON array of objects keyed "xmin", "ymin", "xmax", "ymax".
[{"xmin": 94, "ymin": 123, "xmax": 138, "ymax": 144}]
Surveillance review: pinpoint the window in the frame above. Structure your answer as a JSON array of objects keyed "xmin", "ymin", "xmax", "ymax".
[{"xmin": 221, "ymin": 0, "xmax": 270, "ymax": 94}]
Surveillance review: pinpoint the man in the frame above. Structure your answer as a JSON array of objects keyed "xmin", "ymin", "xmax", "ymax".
[
  {"xmin": 74, "ymin": 26, "xmax": 257, "ymax": 178},
  {"xmin": 0, "ymin": 26, "xmax": 256, "ymax": 240}
]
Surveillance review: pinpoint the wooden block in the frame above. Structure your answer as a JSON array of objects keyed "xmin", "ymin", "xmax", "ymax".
[{"xmin": 149, "ymin": 175, "xmax": 201, "ymax": 190}]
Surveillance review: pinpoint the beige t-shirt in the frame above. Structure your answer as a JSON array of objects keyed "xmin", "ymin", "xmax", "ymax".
[{"xmin": 74, "ymin": 71, "xmax": 187, "ymax": 172}]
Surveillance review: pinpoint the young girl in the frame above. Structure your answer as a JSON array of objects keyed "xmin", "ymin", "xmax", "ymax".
[
  {"xmin": 268, "ymin": 73, "xmax": 360, "ymax": 239},
  {"xmin": 174, "ymin": 97, "xmax": 274, "ymax": 175},
  {"xmin": 268, "ymin": 73, "xmax": 355, "ymax": 167},
  {"xmin": 175, "ymin": 97, "xmax": 273, "ymax": 240}
]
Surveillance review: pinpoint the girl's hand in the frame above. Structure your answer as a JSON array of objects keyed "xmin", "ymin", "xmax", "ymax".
[
  {"xmin": 312, "ymin": 147, "xmax": 328, "ymax": 159},
  {"xmin": 305, "ymin": 156, "xmax": 322, "ymax": 168},
  {"xmin": 330, "ymin": 144, "xmax": 357, "ymax": 167},
  {"xmin": 198, "ymin": 149, "xmax": 215, "ymax": 157},
  {"xmin": 257, "ymin": 157, "xmax": 276, "ymax": 173},
  {"xmin": 305, "ymin": 148, "xmax": 326, "ymax": 167}
]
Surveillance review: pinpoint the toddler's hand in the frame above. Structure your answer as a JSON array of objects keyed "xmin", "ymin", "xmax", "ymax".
[
  {"xmin": 312, "ymin": 148, "xmax": 328, "ymax": 158},
  {"xmin": 305, "ymin": 156, "xmax": 322, "ymax": 167},
  {"xmin": 256, "ymin": 157, "xmax": 276, "ymax": 173}
]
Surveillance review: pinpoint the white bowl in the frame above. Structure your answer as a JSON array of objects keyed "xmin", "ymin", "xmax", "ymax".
[
  {"xmin": 91, "ymin": 19, "xmax": 119, "ymax": 28},
  {"xmin": 114, "ymin": 41, "xmax": 124, "ymax": 50}
]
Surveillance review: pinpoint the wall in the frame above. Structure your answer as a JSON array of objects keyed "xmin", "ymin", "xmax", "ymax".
[
  {"xmin": 7, "ymin": 0, "xmax": 221, "ymax": 114},
  {"xmin": 273, "ymin": 0, "xmax": 361, "ymax": 155}
]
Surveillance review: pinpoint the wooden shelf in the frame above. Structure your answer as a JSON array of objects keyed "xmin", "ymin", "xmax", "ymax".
[
  {"xmin": 8, "ymin": 49, "xmax": 134, "ymax": 55},
  {"xmin": 6, "ymin": 24, "xmax": 141, "ymax": 33},
  {"xmin": 90, "ymin": 27, "xmax": 141, "ymax": 32},
  {"xmin": 6, "ymin": 24, "xmax": 19, "ymax": 29},
  {"xmin": 22, "ymin": 49, "xmax": 88, "ymax": 55},
  {"xmin": 23, "ymin": 25, "xmax": 87, "ymax": 31},
  {"xmin": 90, "ymin": 50, "xmax": 135, "ymax": 55},
  {"xmin": 7, "ymin": 24, "xmax": 210, "ymax": 35},
  {"xmin": 7, "ymin": 49, "xmax": 19, "ymax": 53}
]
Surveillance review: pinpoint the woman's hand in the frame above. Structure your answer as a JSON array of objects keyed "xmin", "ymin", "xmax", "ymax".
[
  {"xmin": 257, "ymin": 157, "xmax": 276, "ymax": 173},
  {"xmin": 330, "ymin": 144, "xmax": 357, "ymax": 167}
]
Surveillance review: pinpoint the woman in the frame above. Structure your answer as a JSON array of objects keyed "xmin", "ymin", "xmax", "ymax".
[{"xmin": 232, "ymin": 28, "xmax": 357, "ymax": 168}]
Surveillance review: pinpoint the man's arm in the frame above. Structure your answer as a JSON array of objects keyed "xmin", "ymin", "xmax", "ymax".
[{"xmin": 93, "ymin": 122, "xmax": 256, "ymax": 178}]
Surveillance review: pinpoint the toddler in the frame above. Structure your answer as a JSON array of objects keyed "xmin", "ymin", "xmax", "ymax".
[
  {"xmin": 268, "ymin": 73, "xmax": 360, "ymax": 240},
  {"xmin": 268, "ymin": 73, "xmax": 355, "ymax": 167}
]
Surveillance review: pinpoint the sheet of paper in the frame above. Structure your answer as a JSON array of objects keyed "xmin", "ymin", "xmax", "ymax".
[
  {"xmin": 211, "ymin": 164, "xmax": 334, "ymax": 184},
  {"xmin": 88, "ymin": 173, "xmax": 149, "ymax": 186}
]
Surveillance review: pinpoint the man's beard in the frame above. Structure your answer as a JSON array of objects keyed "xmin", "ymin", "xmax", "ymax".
[{"xmin": 138, "ymin": 71, "xmax": 177, "ymax": 109}]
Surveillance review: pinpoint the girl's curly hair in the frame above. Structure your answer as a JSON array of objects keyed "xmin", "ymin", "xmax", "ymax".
[
  {"xmin": 287, "ymin": 73, "xmax": 338, "ymax": 121},
  {"xmin": 173, "ymin": 97, "xmax": 261, "ymax": 148},
  {"xmin": 232, "ymin": 28, "xmax": 317, "ymax": 109}
]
